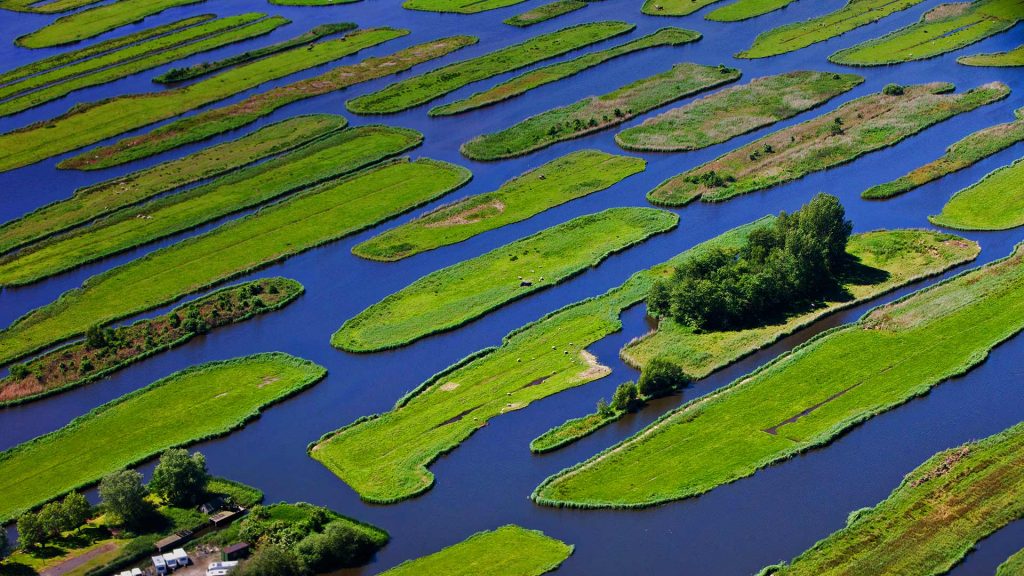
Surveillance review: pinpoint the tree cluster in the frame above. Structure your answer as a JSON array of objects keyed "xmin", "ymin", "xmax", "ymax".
[
  {"xmin": 16, "ymin": 493, "xmax": 92, "ymax": 548},
  {"xmin": 149, "ymin": 448, "xmax": 210, "ymax": 507}
]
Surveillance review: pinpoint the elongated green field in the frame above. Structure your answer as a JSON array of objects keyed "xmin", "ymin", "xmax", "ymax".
[
  {"xmin": 352, "ymin": 150, "xmax": 645, "ymax": 261},
  {"xmin": 621, "ymin": 230, "xmax": 980, "ymax": 377},
  {"xmin": 271, "ymin": 0, "xmax": 360, "ymax": 4},
  {"xmin": 0, "ymin": 27, "xmax": 406, "ymax": 174},
  {"xmin": 738, "ymin": 0, "xmax": 928, "ymax": 59},
  {"xmin": 648, "ymin": 82, "xmax": 1009, "ymax": 206},
  {"xmin": 0, "ymin": 158, "xmax": 471, "ymax": 365},
  {"xmin": 959, "ymin": 44, "xmax": 1024, "ymax": 66},
  {"xmin": 381, "ymin": 526, "xmax": 573, "ymax": 575},
  {"xmin": 530, "ymin": 409, "xmax": 625, "ymax": 454},
  {"xmin": 431, "ymin": 28, "xmax": 701, "ymax": 117},
  {"xmin": 312, "ymin": 221, "xmax": 758, "ymax": 503},
  {"xmin": 0, "ymin": 353, "xmax": 326, "ymax": 523},
  {"xmin": 16, "ymin": 0, "xmax": 207, "ymax": 48},
  {"xmin": 403, "ymin": 0, "xmax": 526, "ymax": 13},
  {"xmin": 863, "ymin": 107, "xmax": 1024, "ymax": 199},
  {"xmin": 0, "ymin": 125, "xmax": 423, "ymax": 287},
  {"xmin": 616, "ymin": 71, "xmax": 863, "ymax": 152},
  {"xmin": 705, "ymin": 0, "xmax": 798, "ymax": 21},
  {"xmin": 0, "ymin": 0, "xmax": 102, "ymax": 14},
  {"xmin": 930, "ymin": 158, "xmax": 1024, "ymax": 230},
  {"xmin": 461, "ymin": 63, "xmax": 740, "ymax": 161},
  {"xmin": 504, "ymin": 0, "xmax": 587, "ymax": 27},
  {"xmin": 765, "ymin": 422, "xmax": 1024, "ymax": 575},
  {"xmin": 998, "ymin": 548, "xmax": 1024, "ymax": 576},
  {"xmin": 60, "ymin": 37, "xmax": 473, "ymax": 171},
  {"xmin": 532, "ymin": 242, "xmax": 1024, "ymax": 509},
  {"xmin": 640, "ymin": 0, "xmax": 725, "ymax": 17},
  {"xmin": 0, "ymin": 115, "xmax": 347, "ymax": 255},
  {"xmin": 830, "ymin": 0, "xmax": 1024, "ymax": 65},
  {"xmin": 334, "ymin": 207, "xmax": 677, "ymax": 352},
  {"xmin": 347, "ymin": 22, "xmax": 634, "ymax": 114}
]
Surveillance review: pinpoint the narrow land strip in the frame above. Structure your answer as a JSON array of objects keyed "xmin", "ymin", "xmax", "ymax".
[{"xmin": 930, "ymin": 157, "xmax": 1024, "ymax": 230}]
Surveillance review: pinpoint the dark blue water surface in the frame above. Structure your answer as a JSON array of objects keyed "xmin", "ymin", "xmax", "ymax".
[{"xmin": 1, "ymin": 0, "xmax": 1023, "ymax": 573}]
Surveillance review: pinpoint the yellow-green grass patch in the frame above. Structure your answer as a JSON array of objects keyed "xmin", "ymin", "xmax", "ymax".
[
  {"xmin": 16, "ymin": 0, "xmax": 208, "ymax": 49},
  {"xmin": 504, "ymin": 0, "xmax": 587, "ymax": 27},
  {"xmin": 530, "ymin": 408, "xmax": 625, "ymax": 453},
  {"xmin": 930, "ymin": 157, "xmax": 1024, "ymax": 230},
  {"xmin": 0, "ymin": 0, "xmax": 102, "ymax": 13},
  {"xmin": 705, "ymin": 0, "xmax": 799, "ymax": 21},
  {"xmin": 379, "ymin": 526, "xmax": 572, "ymax": 575},
  {"xmin": 959, "ymin": 43, "xmax": 1024, "ymax": 65},
  {"xmin": 403, "ymin": 0, "xmax": 524, "ymax": 13},
  {"xmin": 640, "ymin": 0, "xmax": 724, "ymax": 17},
  {"xmin": 997, "ymin": 547, "xmax": 1024, "ymax": 576}
]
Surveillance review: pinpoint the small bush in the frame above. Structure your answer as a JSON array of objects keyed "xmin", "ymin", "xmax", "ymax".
[
  {"xmin": 638, "ymin": 358, "xmax": 690, "ymax": 398},
  {"xmin": 882, "ymin": 83, "xmax": 905, "ymax": 96}
]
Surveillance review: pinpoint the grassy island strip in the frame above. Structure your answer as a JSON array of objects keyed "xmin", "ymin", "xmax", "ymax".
[
  {"xmin": 60, "ymin": 37, "xmax": 474, "ymax": 172},
  {"xmin": 0, "ymin": 14, "xmax": 291, "ymax": 118},
  {"xmin": 763, "ymin": 423, "xmax": 1024, "ymax": 576},
  {"xmin": 998, "ymin": 548, "xmax": 1024, "ymax": 576},
  {"xmin": 863, "ymin": 107, "xmax": 1024, "ymax": 199},
  {"xmin": 530, "ymin": 406, "xmax": 626, "ymax": 454},
  {"xmin": 0, "ymin": 115, "xmax": 347, "ymax": 255},
  {"xmin": 616, "ymin": 71, "xmax": 862, "ymax": 152},
  {"xmin": 346, "ymin": 22, "xmax": 634, "ymax": 115},
  {"xmin": 532, "ymin": 241, "xmax": 1024, "ymax": 509},
  {"xmin": 705, "ymin": 0, "xmax": 798, "ymax": 22},
  {"xmin": 0, "ymin": 158, "xmax": 471, "ymax": 366},
  {"xmin": 311, "ymin": 221, "xmax": 758, "ymax": 503},
  {"xmin": 0, "ymin": 352, "xmax": 326, "ymax": 523},
  {"xmin": 930, "ymin": 158, "xmax": 1024, "ymax": 230},
  {"xmin": 430, "ymin": 28, "xmax": 701, "ymax": 117},
  {"xmin": 353, "ymin": 150, "xmax": 645, "ymax": 261},
  {"xmin": 271, "ymin": 0, "xmax": 360, "ymax": 4},
  {"xmin": 0, "ymin": 125, "xmax": 423, "ymax": 287},
  {"xmin": 0, "ymin": 27, "xmax": 405, "ymax": 174},
  {"xmin": 504, "ymin": 0, "xmax": 587, "ymax": 27},
  {"xmin": 959, "ymin": 44, "xmax": 1024, "ymax": 65},
  {"xmin": 640, "ymin": 0, "xmax": 724, "ymax": 17},
  {"xmin": 16, "ymin": 0, "xmax": 207, "ymax": 49},
  {"xmin": 461, "ymin": 63, "xmax": 740, "ymax": 161},
  {"xmin": 830, "ymin": 0, "xmax": 1024, "ymax": 66},
  {"xmin": 0, "ymin": 0, "xmax": 102, "ymax": 14},
  {"xmin": 648, "ymin": 81, "xmax": 1009, "ymax": 206},
  {"xmin": 334, "ymin": 208, "xmax": 677, "ymax": 352},
  {"xmin": 154, "ymin": 22, "xmax": 356, "ymax": 84},
  {"xmin": 738, "ymin": 0, "xmax": 928, "ymax": 59},
  {"xmin": 380, "ymin": 526, "xmax": 573, "ymax": 575},
  {"xmin": 0, "ymin": 278, "xmax": 303, "ymax": 407},
  {"xmin": 402, "ymin": 0, "xmax": 526, "ymax": 14}
]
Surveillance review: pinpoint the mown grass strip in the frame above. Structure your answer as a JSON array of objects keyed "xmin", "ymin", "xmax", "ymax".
[
  {"xmin": 311, "ymin": 221, "xmax": 759, "ymax": 503},
  {"xmin": 0, "ymin": 27, "xmax": 405, "ymax": 174},
  {"xmin": 648, "ymin": 81, "xmax": 1009, "ymax": 206},
  {"xmin": 461, "ymin": 63, "xmax": 739, "ymax": 161},
  {"xmin": 930, "ymin": 157, "xmax": 1024, "ymax": 230},
  {"xmin": 347, "ymin": 22, "xmax": 634, "ymax": 115},
  {"xmin": 154, "ymin": 22, "xmax": 356, "ymax": 84},
  {"xmin": 616, "ymin": 71, "xmax": 863, "ymax": 152},
  {"xmin": 504, "ymin": 0, "xmax": 587, "ymax": 27},
  {"xmin": 0, "ymin": 352, "xmax": 326, "ymax": 523},
  {"xmin": 333, "ymin": 207, "xmax": 677, "ymax": 353},
  {"xmin": 738, "ymin": 0, "xmax": 928, "ymax": 59},
  {"xmin": 0, "ymin": 278, "xmax": 303, "ymax": 407},
  {"xmin": 430, "ymin": 28, "xmax": 700, "ymax": 117},
  {"xmin": 532, "ymin": 242, "xmax": 1024, "ymax": 509},
  {"xmin": 862, "ymin": 106, "xmax": 1024, "ymax": 199},
  {"xmin": 380, "ymin": 526, "xmax": 573, "ymax": 575},
  {"xmin": 705, "ymin": 0, "xmax": 798, "ymax": 21},
  {"xmin": 0, "ymin": 114, "xmax": 347, "ymax": 255},
  {"xmin": 16, "ymin": 0, "xmax": 208, "ymax": 49},
  {"xmin": 764, "ymin": 422, "xmax": 1024, "ymax": 576},
  {"xmin": 0, "ymin": 15, "xmax": 291, "ymax": 117},
  {"xmin": 60, "ymin": 36, "xmax": 474, "ymax": 172},
  {"xmin": 830, "ymin": 0, "xmax": 1024, "ymax": 66},
  {"xmin": 959, "ymin": 43, "xmax": 1024, "ymax": 65},
  {"xmin": 352, "ymin": 150, "xmax": 645, "ymax": 262},
  {"xmin": 0, "ymin": 158, "xmax": 472, "ymax": 365},
  {"xmin": 403, "ymin": 0, "xmax": 525, "ymax": 13},
  {"xmin": 640, "ymin": 0, "xmax": 724, "ymax": 17},
  {"xmin": 530, "ymin": 408, "xmax": 625, "ymax": 453}
]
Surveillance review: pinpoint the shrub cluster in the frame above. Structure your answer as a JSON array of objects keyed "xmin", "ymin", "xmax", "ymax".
[{"xmin": 16, "ymin": 492, "xmax": 92, "ymax": 548}]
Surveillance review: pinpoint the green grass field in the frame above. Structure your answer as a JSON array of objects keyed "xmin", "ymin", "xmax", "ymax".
[
  {"xmin": 347, "ymin": 22, "xmax": 633, "ymax": 114},
  {"xmin": 738, "ymin": 0, "xmax": 928, "ymax": 58},
  {"xmin": 930, "ymin": 158, "xmax": 1024, "ymax": 230},
  {"xmin": 959, "ymin": 44, "xmax": 1024, "ymax": 65},
  {"xmin": 352, "ymin": 150, "xmax": 645, "ymax": 261},
  {"xmin": 504, "ymin": 0, "xmax": 587, "ymax": 26},
  {"xmin": 403, "ymin": 0, "xmax": 526, "ymax": 13},
  {"xmin": 0, "ymin": 125, "xmax": 423, "ymax": 287},
  {"xmin": 530, "ymin": 409, "xmax": 625, "ymax": 453},
  {"xmin": 0, "ymin": 27, "xmax": 405, "ymax": 174},
  {"xmin": 705, "ymin": 0, "xmax": 799, "ymax": 21},
  {"xmin": 998, "ymin": 548, "xmax": 1024, "ymax": 576},
  {"xmin": 333, "ymin": 207, "xmax": 677, "ymax": 352},
  {"xmin": 0, "ymin": 158, "xmax": 471, "ymax": 365},
  {"xmin": 532, "ymin": 242, "xmax": 1024, "ymax": 509},
  {"xmin": 616, "ymin": 71, "xmax": 863, "ymax": 152},
  {"xmin": 0, "ymin": 115, "xmax": 347, "ymax": 255},
  {"xmin": 863, "ymin": 107, "xmax": 1024, "ymax": 199},
  {"xmin": 0, "ymin": 0, "xmax": 102, "ymax": 13},
  {"xmin": 16, "ymin": 0, "xmax": 207, "ymax": 48},
  {"xmin": 0, "ymin": 353, "xmax": 326, "ymax": 523},
  {"xmin": 764, "ymin": 422, "xmax": 1024, "ymax": 575},
  {"xmin": 640, "ymin": 0, "xmax": 725, "ymax": 17},
  {"xmin": 60, "ymin": 37, "xmax": 473, "ymax": 171},
  {"xmin": 430, "ymin": 28, "xmax": 700, "ymax": 117},
  {"xmin": 380, "ymin": 526, "xmax": 572, "ymax": 575},
  {"xmin": 830, "ymin": 0, "xmax": 1024, "ymax": 65},
  {"xmin": 270, "ymin": 0, "xmax": 360, "ymax": 4},
  {"xmin": 311, "ymin": 221, "xmax": 758, "ymax": 503},
  {"xmin": 648, "ymin": 82, "xmax": 1009, "ymax": 206},
  {"xmin": 461, "ymin": 63, "xmax": 739, "ymax": 160}
]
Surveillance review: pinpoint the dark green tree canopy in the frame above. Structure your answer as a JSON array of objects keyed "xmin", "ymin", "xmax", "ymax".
[
  {"xmin": 98, "ymin": 469, "xmax": 150, "ymax": 529},
  {"xmin": 149, "ymin": 449, "xmax": 210, "ymax": 507}
]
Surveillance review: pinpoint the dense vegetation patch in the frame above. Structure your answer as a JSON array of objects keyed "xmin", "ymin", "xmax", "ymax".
[
  {"xmin": 333, "ymin": 207, "xmax": 678, "ymax": 352},
  {"xmin": 705, "ymin": 0, "xmax": 799, "ymax": 21},
  {"xmin": 16, "ymin": 0, "xmax": 207, "ymax": 48},
  {"xmin": 352, "ymin": 150, "xmax": 645, "ymax": 261},
  {"xmin": 379, "ymin": 526, "xmax": 572, "ymax": 575},
  {"xmin": 461, "ymin": 63, "xmax": 740, "ymax": 160},
  {"xmin": 504, "ymin": 0, "xmax": 587, "ymax": 26},
  {"xmin": 959, "ymin": 43, "xmax": 1024, "ymax": 65},
  {"xmin": 648, "ymin": 81, "xmax": 1009, "ymax": 206},
  {"xmin": 347, "ymin": 22, "xmax": 634, "ymax": 114},
  {"xmin": 930, "ymin": 157, "xmax": 1024, "ymax": 230}
]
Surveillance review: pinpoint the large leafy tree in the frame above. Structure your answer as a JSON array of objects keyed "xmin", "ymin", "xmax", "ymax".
[
  {"xmin": 148, "ymin": 449, "xmax": 210, "ymax": 507},
  {"xmin": 99, "ymin": 469, "xmax": 150, "ymax": 528}
]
